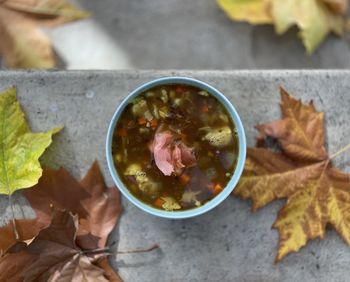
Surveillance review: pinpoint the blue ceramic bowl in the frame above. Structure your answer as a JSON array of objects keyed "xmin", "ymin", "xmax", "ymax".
[{"xmin": 106, "ymin": 77, "xmax": 246, "ymax": 219}]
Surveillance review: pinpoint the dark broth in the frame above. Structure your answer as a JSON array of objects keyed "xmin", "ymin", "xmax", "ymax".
[{"xmin": 112, "ymin": 84, "xmax": 238, "ymax": 211}]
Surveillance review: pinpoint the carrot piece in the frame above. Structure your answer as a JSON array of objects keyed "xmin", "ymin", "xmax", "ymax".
[
  {"xmin": 213, "ymin": 183, "xmax": 223, "ymax": 195},
  {"xmin": 154, "ymin": 198, "xmax": 165, "ymax": 208},
  {"xmin": 138, "ymin": 117, "xmax": 146, "ymax": 125},
  {"xmin": 201, "ymin": 105, "xmax": 209, "ymax": 113},
  {"xmin": 117, "ymin": 127, "xmax": 127, "ymax": 137},
  {"xmin": 151, "ymin": 119, "xmax": 158, "ymax": 128},
  {"xmin": 179, "ymin": 174, "xmax": 190, "ymax": 185},
  {"xmin": 176, "ymin": 85, "xmax": 185, "ymax": 94}
]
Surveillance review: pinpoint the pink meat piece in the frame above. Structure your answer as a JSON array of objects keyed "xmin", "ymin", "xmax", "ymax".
[{"xmin": 152, "ymin": 131, "xmax": 196, "ymax": 176}]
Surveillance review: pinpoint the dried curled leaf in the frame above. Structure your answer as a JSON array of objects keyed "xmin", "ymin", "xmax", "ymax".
[
  {"xmin": 78, "ymin": 161, "xmax": 122, "ymax": 250},
  {"xmin": 0, "ymin": 219, "xmax": 45, "ymax": 256},
  {"xmin": 235, "ymin": 87, "xmax": 350, "ymax": 262},
  {"xmin": 0, "ymin": 0, "xmax": 90, "ymax": 68},
  {"xmin": 0, "ymin": 211, "xmax": 108, "ymax": 281},
  {"xmin": 23, "ymin": 162, "xmax": 122, "ymax": 280},
  {"xmin": 0, "ymin": 162, "xmax": 122, "ymax": 280},
  {"xmin": 0, "ymin": 87, "xmax": 61, "ymax": 195}
]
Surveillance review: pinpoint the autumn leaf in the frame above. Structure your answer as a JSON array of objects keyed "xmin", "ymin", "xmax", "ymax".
[
  {"xmin": 23, "ymin": 162, "xmax": 122, "ymax": 251},
  {"xmin": 0, "ymin": 242, "xmax": 37, "ymax": 282},
  {"xmin": 0, "ymin": 0, "xmax": 90, "ymax": 68},
  {"xmin": 0, "ymin": 166, "xmax": 90, "ymax": 254},
  {"xmin": 0, "ymin": 219, "xmax": 45, "ymax": 256},
  {"xmin": 0, "ymin": 87, "xmax": 61, "ymax": 195},
  {"xmin": 217, "ymin": 0, "xmax": 273, "ymax": 24},
  {"xmin": 23, "ymin": 162, "xmax": 122, "ymax": 280},
  {"xmin": 323, "ymin": 0, "xmax": 349, "ymax": 14},
  {"xmin": 234, "ymin": 87, "xmax": 350, "ymax": 262},
  {"xmin": 217, "ymin": 0, "xmax": 347, "ymax": 53},
  {"xmin": 0, "ymin": 210, "xmax": 108, "ymax": 281},
  {"xmin": 272, "ymin": 0, "xmax": 344, "ymax": 54},
  {"xmin": 77, "ymin": 161, "xmax": 122, "ymax": 250},
  {"xmin": 23, "ymin": 167, "xmax": 91, "ymax": 226}
]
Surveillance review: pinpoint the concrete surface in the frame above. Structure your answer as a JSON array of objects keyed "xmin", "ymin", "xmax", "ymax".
[
  {"xmin": 47, "ymin": 0, "xmax": 350, "ymax": 69},
  {"xmin": 0, "ymin": 70, "xmax": 350, "ymax": 281}
]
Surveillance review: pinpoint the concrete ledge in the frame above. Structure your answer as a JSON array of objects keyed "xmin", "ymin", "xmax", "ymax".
[{"xmin": 0, "ymin": 70, "xmax": 349, "ymax": 281}]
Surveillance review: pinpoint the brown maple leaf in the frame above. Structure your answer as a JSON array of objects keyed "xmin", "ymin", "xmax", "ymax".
[
  {"xmin": 0, "ymin": 0, "xmax": 89, "ymax": 68},
  {"xmin": 24, "ymin": 162, "xmax": 122, "ymax": 280},
  {"xmin": 0, "ymin": 210, "xmax": 108, "ymax": 282},
  {"xmin": 0, "ymin": 162, "xmax": 123, "ymax": 280},
  {"xmin": 234, "ymin": 87, "xmax": 350, "ymax": 262},
  {"xmin": 0, "ymin": 218, "xmax": 45, "ymax": 256},
  {"xmin": 78, "ymin": 161, "xmax": 122, "ymax": 250},
  {"xmin": 0, "ymin": 166, "xmax": 91, "ymax": 254},
  {"xmin": 0, "ymin": 242, "xmax": 37, "ymax": 282}
]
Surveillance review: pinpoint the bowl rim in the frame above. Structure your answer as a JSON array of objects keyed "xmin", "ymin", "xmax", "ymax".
[{"xmin": 106, "ymin": 76, "xmax": 246, "ymax": 219}]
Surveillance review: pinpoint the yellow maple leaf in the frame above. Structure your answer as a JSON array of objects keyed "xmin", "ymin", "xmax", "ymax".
[
  {"xmin": 0, "ymin": 87, "xmax": 62, "ymax": 195},
  {"xmin": 0, "ymin": 0, "xmax": 90, "ymax": 69},
  {"xmin": 216, "ymin": 0, "xmax": 273, "ymax": 24},
  {"xmin": 217, "ymin": 0, "xmax": 346, "ymax": 53},
  {"xmin": 234, "ymin": 88, "xmax": 350, "ymax": 261},
  {"xmin": 272, "ymin": 0, "xmax": 344, "ymax": 54}
]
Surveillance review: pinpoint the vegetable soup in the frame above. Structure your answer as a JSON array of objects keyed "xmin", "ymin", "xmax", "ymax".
[{"xmin": 112, "ymin": 84, "xmax": 239, "ymax": 211}]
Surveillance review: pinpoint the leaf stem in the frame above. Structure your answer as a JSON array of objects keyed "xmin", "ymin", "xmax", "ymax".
[
  {"xmin": 82, "ymin": 244, "xmax": 159, "ymax": 256},
  {"xmin": 8, "ymin": 194, "xmax": 19, "ymax": 240},
  {"xmin": 330, "ymin": 143, "xmax": 350, "ymax": 159},
  {"xmin": 116, "ymin": 244, "xmax": 159, "ymax": 254}
]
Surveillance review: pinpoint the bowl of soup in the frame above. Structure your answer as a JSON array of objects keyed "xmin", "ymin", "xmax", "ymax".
[{"xmin": 106, "ymin": 77, "xmax": 246, "ymax": 219}]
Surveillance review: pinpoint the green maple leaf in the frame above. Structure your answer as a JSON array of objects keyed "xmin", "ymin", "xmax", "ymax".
[{"xmin": 0, "ymin": 87, "xmax": 62, "ymax": 195}]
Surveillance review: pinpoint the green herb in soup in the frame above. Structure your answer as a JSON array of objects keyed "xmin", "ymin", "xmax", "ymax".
[{"xmin": 112, "ymin": 84, "xmax": 238, "ymax": 211}]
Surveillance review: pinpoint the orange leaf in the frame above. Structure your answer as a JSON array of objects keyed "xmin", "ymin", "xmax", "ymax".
[{"xmin": 235, "ymin": 87, "xmax": 350, "ymax": 262}]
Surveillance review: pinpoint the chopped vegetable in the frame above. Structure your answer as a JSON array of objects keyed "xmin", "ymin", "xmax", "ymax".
[
  {"xmin": 154, "ymin": 197, "xmax": 165, "ymax": 208},
  {"xmin": 213, "ymin": 183, "xmax": 223, "ymax": 195},
  {"xmin": 195, "ymin": 200, "xmax": 201, "ymax": 207},
  {"xmin": 173, "ymin": 98, "xmax": 183, "ymax": 107},
  {"xmin": 138, "ymin": 117, "xmax": 147, "ymax": 125},
  {"xmin": 179, "ymin": 174, "xmax": 190, "ymax": 186},
  {"xmin": 218, "ymin": 112, "xmax": 229, "ymax": 123},
  {"xmin": 203, "ymin": 126, "xmax": 232, "ymax": 148},
  {"xmin": 201, "ymin": 104, "xmax": 209, "ymax": 113},
  {"xmin": 145, "ymin": 91, "xmax": 155, "ymax": 98},
  {"xmin": 198, "ymin": 90, "xmax": 209, "ymax": 97},
  {"xmin": 144, "ymin": 110, "xmax": 154, "ymax": 121},
  {"xmin": 181, "ymin": 190, "xmax": 200, "ymax": 204},
  {"xmin": 150, "ymin": 119, "xmax": 159, "ymax": 128},
  {"xmin": 161, "ymin": 197, "xmax": 181, "ymax": 211},
  {"xmin": 176, "ymin": 85, "xmax": 184, "ymax": 94},
  {"xmin": 117, "ymin": 127, "xmax": 128, "ymax": 137},
  {"xmin": 132, "ymin": 98, "xmax": 148, "ymax": 117},
  {"xmin": 113, "ymin": 154, "xmax": 123, "ymax": 163},
  {"xmin": 161, "ymin": 89, "xmax": 169, "ymax": 103},
  {"xmin": 152, "ymin": 105, "xmax": 160, "ymax": 119},
  {"xmin": 139, "ymin": 127, "xmax": 150, "ymax": 134},
  {"xmin": 169, "ymin": 90, "xmax": 176, "ymax": 100},
  {"xmin": 125, "ymin": 163, "xmax": 160, "ymax": 196}
]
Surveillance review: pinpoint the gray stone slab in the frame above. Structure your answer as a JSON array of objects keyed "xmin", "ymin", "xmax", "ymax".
[{"xmin": 0, "ymin": 70, "xmax": 350, "ymax": 281}]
